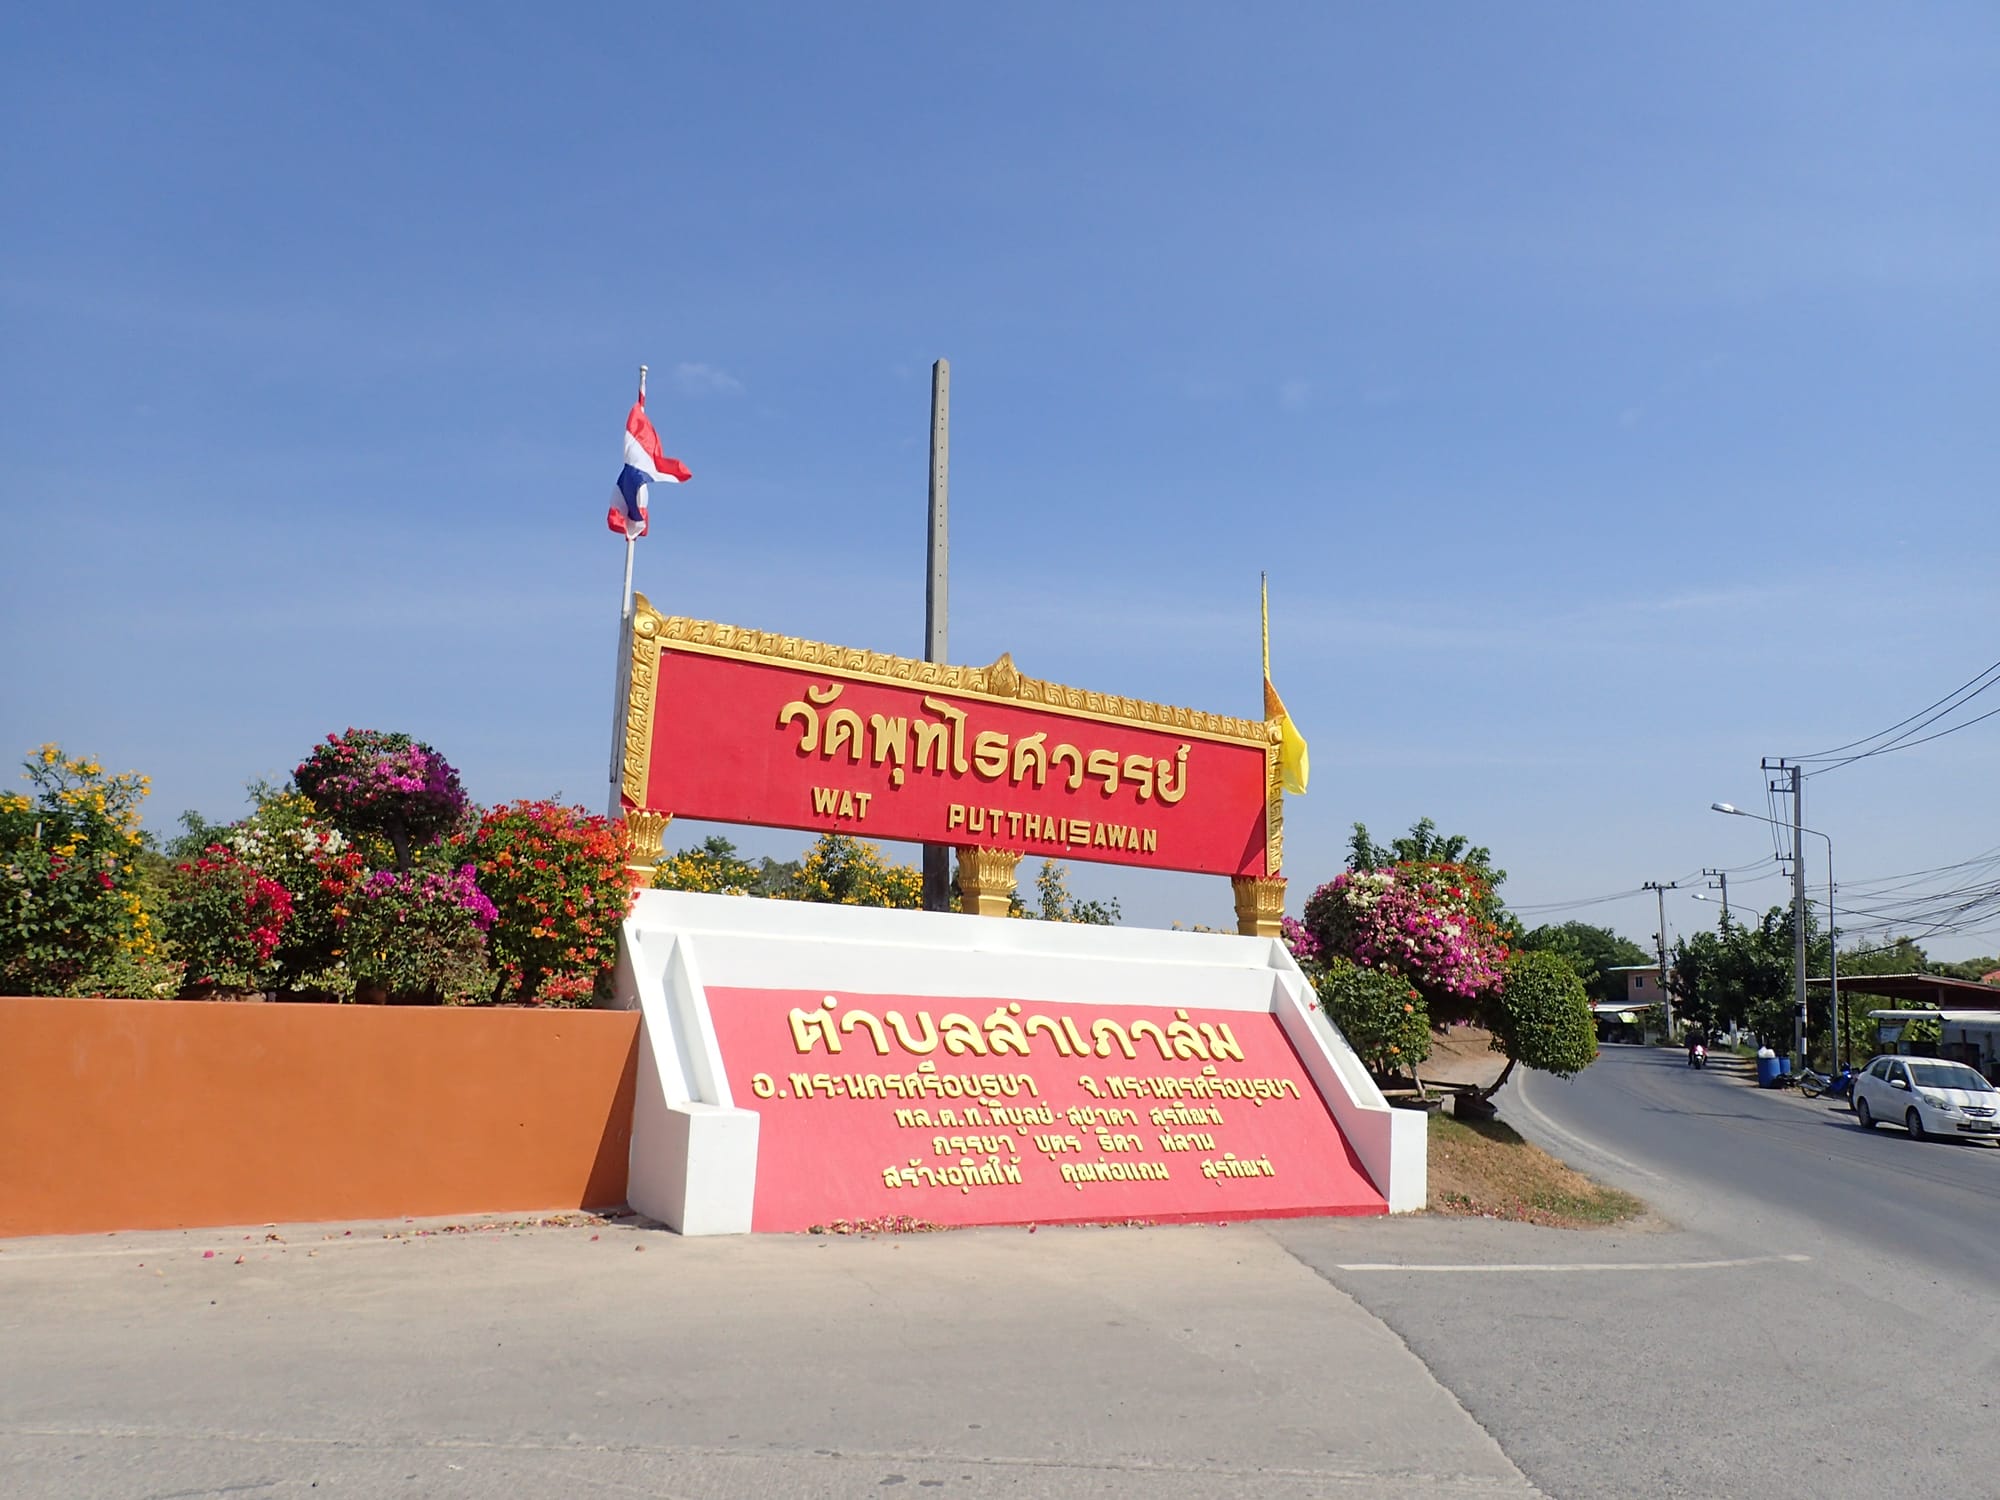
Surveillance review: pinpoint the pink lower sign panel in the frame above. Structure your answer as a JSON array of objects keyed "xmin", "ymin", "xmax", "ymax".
[{"xmin": 705, "ymin": 988, "xmax": 1388, "ymax": 1231}]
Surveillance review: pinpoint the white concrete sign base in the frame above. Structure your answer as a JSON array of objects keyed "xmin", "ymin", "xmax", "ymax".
[{"xmin": 612, "ymin": 891, "xmax": 1426, "ymax": 1234}]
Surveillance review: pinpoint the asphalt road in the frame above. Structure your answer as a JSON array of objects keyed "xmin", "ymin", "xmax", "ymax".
[
  {"xmin": 1272, "ymin": 1045, "xmax": 2000, "ymax": 1499},
  {"xmin": 1517, "ymin": 1045, "xmax": 2000, "ymax": 1284}
]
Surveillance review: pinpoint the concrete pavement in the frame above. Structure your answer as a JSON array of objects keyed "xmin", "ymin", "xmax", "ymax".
[{"xmin": 0, "ymin": 1213, "xmax": 1545, "ymax": 1499}]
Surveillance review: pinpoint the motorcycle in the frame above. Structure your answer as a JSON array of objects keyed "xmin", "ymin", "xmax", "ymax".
[
  {"xmin": 1687, "ymin": 1044, "xmax": 1706, "ymax": 1070},
  {"xmin": 1798, "ymin": 1065, "xmax": 1856, "ymax": 1100}
]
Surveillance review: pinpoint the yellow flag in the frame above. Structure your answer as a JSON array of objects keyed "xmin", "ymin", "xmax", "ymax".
[
  {"xmin": 1264, "ymin": 677, "xmax": 1310, "ymax": 795},
  {"xmin": 1260, "ymin": 573, "xmax": 1308, "ymax": 795}
]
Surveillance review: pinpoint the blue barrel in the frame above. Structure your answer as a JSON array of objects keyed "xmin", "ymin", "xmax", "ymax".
[
  {"xmin": 1756, "ymin": 1055, "xmax": 1782, "ymax": 1088},
  {"xmin": 1778, "ymin": 1056, "xmax": 1792, "ymax": 1077}
]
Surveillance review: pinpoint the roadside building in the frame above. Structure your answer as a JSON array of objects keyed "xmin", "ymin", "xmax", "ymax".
[
  {"xmin": 1595, "ymin": 964, "xmax": 1668, "ymax": 1043},
  {"xmin": 1811, "ymin": 973, "xmax": 2000, "ymax": 1082}
]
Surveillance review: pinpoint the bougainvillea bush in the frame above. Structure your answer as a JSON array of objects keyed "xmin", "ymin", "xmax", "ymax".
[
  {"xmin": 342, "ymin": 863, "xmax": 497, "ymax": 1004},
  {"xmin": 1279, "ymin": 914, "xmax": 1323, "ymax": 968},
  {"xmin": 214, "ymin": 790, "xmax": 367, "ymax": 992},
  {"xmin": 294, "ymin": 729, "xmax": 469, "ymax": 870},
  {"xmin": 1314, "ymin": 957, "xmax": 1432, "ymax": 1079},
  {"xmin": 1302, "ymin": 862, "xmax": 1509, "ymax": 1024},
  {"xmin": 162, "ymin": 846, "xmax": 294, "ymax": 991},
  {"xmin": 0, "ymin": 745, "xmax": 176, "ymax": 996},
  {"xmin": 471, "ymin": 800, "xmax": 629, "ymax": 1006}
]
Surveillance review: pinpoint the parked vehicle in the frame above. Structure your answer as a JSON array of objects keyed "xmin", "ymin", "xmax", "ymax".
[
  {"xmin": 1851, "ymin": 1056, "xmax": 2000, "ymax": 1142},
  {"xmin": 1798, "ymin": 1065, "xmax": 1857, "ymax": 1100}
]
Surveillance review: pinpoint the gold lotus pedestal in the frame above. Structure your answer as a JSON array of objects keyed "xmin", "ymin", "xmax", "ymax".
[{"xmin": 956, "ymin": 847, "xmax": 1023, "ymax": 918}]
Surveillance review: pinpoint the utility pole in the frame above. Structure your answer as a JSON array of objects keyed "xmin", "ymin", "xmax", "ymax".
[
  {"xmin": 1763, "ymin": 757, "xmax": 1807, "ymax": 1063},
  {"xmin": 921, "ymin": 359, "xmax": 952, "ymax": 913},
  {"xmin": 1701, "ymin": 867, "xmax": 1729, "ymax": 925},
  {"xmin": 1643, "ymin": 880, "xmax": 1678, "ymax": 1035}
]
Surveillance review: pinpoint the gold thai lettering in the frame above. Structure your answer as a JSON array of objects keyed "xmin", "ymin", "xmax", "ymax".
[
  {"xmin": 778, "ymin": 681, "xmax": 1195, "ymax": 812},
  {"xmin": 915, "ymin": 696, "xmax": 970, "ymax": 775},
  {"xmin": 931, "ymin": 1133, "xmax": 1016, "ymax": 1156},
  {"xmin": 1085, "ymin": 748, "xmax": 1120, "ymax": 795},
  {"xmin": 881, "ymin": 1154, "xmax": 1026, "ymax": 1192},
  {"xmin": 1012, "ymin": 732, "xmax": 1048, "ymax": 787},
  {"xmin": 1103, "ymin": 1070, "xmax": 1299, "ymax": 1104},
  {"xmin": 789, "ymin": 997, "xmax": 1248, "ymax": 1071},
  {"xmin": 750, "ymin": 1072, "xmax": 776, "ymax": 1099},
  {"xmin": 788, "ymin": 995, "xmax": 841, "ymax": 1054},
  {"xmin": 1150, "ymin": 1104, "xmax": 1223, "ymax": 1126},
  {"xmin": 972, "ymin": 729, "xmax": 1009, "ymax": 779},
  {"xmin": 1200, "ymin": 1153, "xmax": 1277, "ymax": 1180},
  {"xmin": 1121, "ymin": 754, "xmax": 1155, "ymax": 799},
  {"xmin": 1094, "ymin": 1131, "xmax": 1143, "ymax": 1152},
  {"xmin": 1051, "ymin": 743, "xmax": 1085, "ymax": 790},
  {"xmin": 778, "ymin": 682, "xmax": 844, "ymax": 753},
  {"xmin": 1064, "ymin": 1106, "xmax": 1137, "ymax": 1127},
  {"xmin": 1091, "ymin": 1018, "xmax": 1137, "ymax": 1060},
  {"xmin": 1059, "ymin": 1160, "xmax": 1171, "ymax": 1187},
  {"xmin": 1032, "ymin": 1132, "xmax": 1085, "ymax": 1154},
  {"xmin": 869, "ymin": 714, "xmax": 910, "ymax": 786},
  {"xmin": 1156, "ymin": 1131, "xmax": 1215, "ymax": 1151},
  {"xmin": 791, "ymin": 1072, "xmax": 1038, "ymax": 1106}
]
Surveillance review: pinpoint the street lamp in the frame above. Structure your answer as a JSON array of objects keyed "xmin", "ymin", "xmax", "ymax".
[{"xmin": 1711, "ymin": 802, "xmax": 1840, "ymax": 1069}]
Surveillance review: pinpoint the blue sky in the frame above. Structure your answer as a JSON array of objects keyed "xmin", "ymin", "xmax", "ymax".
[{"xmin": 6, "ymin": 4, "xmax": 2000, "ymax": 954}]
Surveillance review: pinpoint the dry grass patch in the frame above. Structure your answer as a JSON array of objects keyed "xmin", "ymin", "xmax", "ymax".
[{"xmin": 1428, "ymin": 1113, "xmax": 1646, "ymax": 1228}]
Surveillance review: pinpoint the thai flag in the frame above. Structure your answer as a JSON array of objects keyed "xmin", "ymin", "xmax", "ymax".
[{"xmin": 607, "ymin": 389, "xmax": 691, "ymax": 538}]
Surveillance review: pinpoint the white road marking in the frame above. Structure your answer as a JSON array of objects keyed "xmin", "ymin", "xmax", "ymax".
[
  {"xmin": 1335, "ymin": 1253, "xmax": 1811, "ymax": 1273},
  {"xmin": 1509, "ymin": 1067, "xmax": 1662, "ymax": 1180}
]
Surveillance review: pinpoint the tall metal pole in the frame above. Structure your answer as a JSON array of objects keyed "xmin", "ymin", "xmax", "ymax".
[
  {"xmin": 921, "ymin": 360, "xmax": 952, "ymax": 912},
  {"xmin": 1824, "ymin": 835, "xmax": 1839, "ymax": 1072},
  {"xmin": 1702, "ymin": 867, "xmax": 1729, "ymax": 925},
  {"xmin": 1643, "ymin": 880, "xmax": 1678, "ymax": 1034},
  {"xmin": 608, "ymin": 364, "xmax": 645, "ymax": 818},
  {"xmin": 1789, "ymin": 763, "xmax": 1807, "ymax": 1064}
]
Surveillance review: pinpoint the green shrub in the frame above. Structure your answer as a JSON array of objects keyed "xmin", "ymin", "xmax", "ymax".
[
  {"xmin": 0, "ymin": 745, "xmax": 158, "ymax": 995},
  {"xmin": 1485, "ymin": 950, "xmax": 1598, "ymax": 1080},
  {"xmin": 1315, "ymin": 956, "xmax": 1432, "ymax": 1078}
]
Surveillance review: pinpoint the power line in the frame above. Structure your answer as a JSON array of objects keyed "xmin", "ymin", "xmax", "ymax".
[{"xmin": 1789, "ymin": 657, "xmax": 2000, "ymax": 775}]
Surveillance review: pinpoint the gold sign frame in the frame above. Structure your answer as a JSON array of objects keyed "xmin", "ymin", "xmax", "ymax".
[{"xmin": 620, "ymin": 594, "xmax": 1289, "ymax": 915}]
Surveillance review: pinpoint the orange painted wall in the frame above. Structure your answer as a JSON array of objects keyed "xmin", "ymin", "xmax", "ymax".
[{"xmin": 0, "ymin": 997, "xmax": 639, "ymax": 1238}]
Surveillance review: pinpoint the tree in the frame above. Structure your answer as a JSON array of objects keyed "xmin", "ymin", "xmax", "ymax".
[
  {"xmin": 1029, "ymin": 861, "xmax": 1120, "ymax": 925},
  {"xmin": 1833, "ymin": 935, "xmax": 1934, "ymax": 1063},
  {"xmin": 1348, "ymin": 818, "xmax": 1506, "ymax": 903},
  {"xmin": 781, "ymin": 834, "xmax": 922, "ymax": 909},
  {"xmin": 653, "ymin": 836, "xmax": 766, "ymax": 896},
  {"xmin": 1518, "ymin": 921, "xmax": 1650, "ymax": 1006},
  {"xmin": 1932, "ymin": 954, "xmax": 2000, "ymax": 983},
  {"xmin": 294, "ymin": 730, "xmax": 469, "ymax": 871},
  {"xmin": 1667, "ymin": 906, "xmax": 1800, "ymax": 1046},
  {"xmin": 1478, "ymin": 950, "xmax": 1598, "ymax": 1098}
]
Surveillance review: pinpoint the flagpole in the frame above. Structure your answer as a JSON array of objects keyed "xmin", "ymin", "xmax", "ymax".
[
  {"xmin": 608, "ymin": 365, "xmax": 645, "ymax": 817},
  {"xmin": 1260, "ymin": 571, "xmax": 1271, "ymax": 683}
]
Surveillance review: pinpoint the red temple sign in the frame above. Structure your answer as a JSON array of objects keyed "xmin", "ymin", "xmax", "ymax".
[
  {"xmin": 618, "ymin": 600, "xmax": 1281, "ymax": 879},
  {"xmin": 705, "ymin": 986, "xmax": 1386, "ymax": 1231}
]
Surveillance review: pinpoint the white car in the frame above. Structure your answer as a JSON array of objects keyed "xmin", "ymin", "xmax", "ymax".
[{"xmin": 1851, "ymin": 1055, "xmax": 2000, "ymax": 1142}]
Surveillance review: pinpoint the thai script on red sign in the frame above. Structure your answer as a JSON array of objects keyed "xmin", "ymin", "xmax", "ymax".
[
  {"xmin": 645, "ymin": 651, "xmax": 1270, "ymax": 876},
  {"xmin": 707, "ymin": 988, "xmax": 1386, "ymax": 1231}
]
